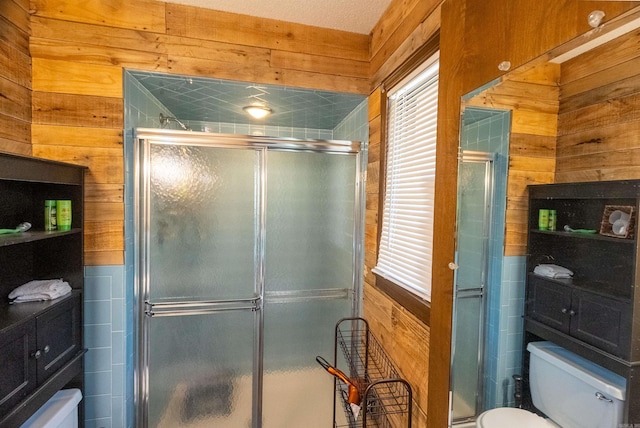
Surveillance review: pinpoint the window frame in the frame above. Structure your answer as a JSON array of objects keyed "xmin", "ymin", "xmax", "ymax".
[{"xmin": 374, "ymin": 33, "xmax": 440, "ymax": 326}]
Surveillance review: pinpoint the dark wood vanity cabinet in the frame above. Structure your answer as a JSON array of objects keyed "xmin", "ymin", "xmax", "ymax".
[
  {"xmin": 527, "ymin": 275, "xmax": 631, "ymax": 358},
  {"xmin": 0, "ymin": 152, "xmax": 86, "ymax": 428},
  {"xmin": 525, "ymin": 180, "xmax": 640, "ymax": 423},
  {"xmin": 0, "ymin": 293, "xmax": 82, "ymax": 417}
]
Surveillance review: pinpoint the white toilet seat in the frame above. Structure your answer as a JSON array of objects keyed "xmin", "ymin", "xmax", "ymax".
[{"xmin": 476, "ymin": 408, "xmax": 560, "ymax": 428}]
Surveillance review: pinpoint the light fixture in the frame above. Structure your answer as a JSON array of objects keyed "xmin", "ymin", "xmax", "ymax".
[
  {"xmin": 243, "ymin": 104, "xmax": 272, "ymax": 119},
  {"xmin": 243, "ymin": 85, "xmax": 273, "ymax": 119}
]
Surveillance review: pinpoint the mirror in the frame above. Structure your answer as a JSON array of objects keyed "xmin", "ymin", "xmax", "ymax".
[{"xmin": 449, "ymin": 5, "xmax": 640, "ymax": 425}]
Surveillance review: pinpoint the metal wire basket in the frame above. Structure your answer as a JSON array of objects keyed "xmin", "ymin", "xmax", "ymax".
[{"xmin": 330, "ymin": 317, "xmax": 413, "ymax": 428}]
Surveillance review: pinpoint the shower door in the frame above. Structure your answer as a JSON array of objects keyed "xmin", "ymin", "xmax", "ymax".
[
  {"xmin": 450, "ymin": 150, "xmax": 494, "ymax": 424},
  {"xmin": 135, "ymin": 130, "xmax": 363, "ymax": 428}
]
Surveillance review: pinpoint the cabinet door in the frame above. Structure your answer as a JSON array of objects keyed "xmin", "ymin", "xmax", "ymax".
[
  {"xmin": 35, "ymin": 294, "xmax": 82, "ymax": 384},
  {"xmin": 0, "ymin": 320, "xmax": 37, "ymax": 416},
  {"xmin": 570, "ymin": 290, "xmax": 631, "ymax": 359},
  {"xmin": 527, "ymin": 276, "xmax": 572, "ymax": 333}
]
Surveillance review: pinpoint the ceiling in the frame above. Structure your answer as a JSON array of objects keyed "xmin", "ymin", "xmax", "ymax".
[
  {"xmin": 130, "ymin": 71, "xmax": 366, "ymax": 130},
  {"xmin": 155, "ymin": 0, "xmax": 393, "ymax": 34}
]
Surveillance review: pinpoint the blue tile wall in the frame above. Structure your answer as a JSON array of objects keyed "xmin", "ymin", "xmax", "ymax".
[
  {"xmin": 84, "ymin": 265, "xmax": 126, "ymax": 428},
  {"xmin": 460, "ymin": 110, "xmax": 526, "ymax": 410}
]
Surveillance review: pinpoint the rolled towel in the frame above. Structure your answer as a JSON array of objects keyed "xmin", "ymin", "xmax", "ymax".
[
  {"xmin": 8, "ymin": 279, "xmax": 72, "ymax": 303},
  {"xmin": 533, "ymin": 264, "xmax": 573, "ymax": 279}
]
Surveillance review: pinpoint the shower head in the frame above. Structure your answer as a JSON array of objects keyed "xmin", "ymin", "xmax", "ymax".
[{"xmin": 159, "ymin": 113, "xmax": 191, "ymax": 131}]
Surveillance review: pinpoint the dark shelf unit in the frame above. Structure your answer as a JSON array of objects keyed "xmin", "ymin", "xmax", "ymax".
[
  {"xmin": 525, "ymin": 180, "xmax": 640, "ymax": 423},
  {"xmin": 0, "ymin": 152, "xmax": 86, "ymax": 428}
]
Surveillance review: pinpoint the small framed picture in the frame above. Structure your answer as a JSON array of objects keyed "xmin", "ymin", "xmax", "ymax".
[{"xmin": 600, "ymin": 205, "xmax": 635, "ymax": 239}]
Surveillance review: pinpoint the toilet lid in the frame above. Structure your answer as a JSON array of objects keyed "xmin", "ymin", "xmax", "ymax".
[{"xmin": 476, "ymin": 408, "xmax": 558, "ymax": 428}]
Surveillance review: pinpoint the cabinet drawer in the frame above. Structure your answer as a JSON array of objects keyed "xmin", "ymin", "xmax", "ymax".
[{"xmin": 0, "ymin": 321, "xmax": 37, "ymax": 416}]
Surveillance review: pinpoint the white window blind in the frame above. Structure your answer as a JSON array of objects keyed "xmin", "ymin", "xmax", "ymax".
[{"xmin": 373, "ymin": 54, "xmax": 439, "ymax": 302}]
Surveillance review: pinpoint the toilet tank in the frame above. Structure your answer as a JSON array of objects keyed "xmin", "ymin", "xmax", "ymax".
[{"xmin": 528, "ymin": 341, "xmax": 626, "ymax": 428}]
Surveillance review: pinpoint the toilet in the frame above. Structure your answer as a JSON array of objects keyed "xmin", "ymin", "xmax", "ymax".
[
  {"xmin": 20, "ymin": 389, "xmax": 82, "ymax": 428},
  {"xmin": 476, "ymin": 341, "xmax": 627, "ymax": 428}
]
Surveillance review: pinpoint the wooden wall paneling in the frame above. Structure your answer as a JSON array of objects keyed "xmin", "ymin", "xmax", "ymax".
[
  {"xmin": 0, "ymin": 113, "xmax": 30, "ymax": 147},
  {"xmin": 84, "ymin": 184, "xmax": 124, "ymax": 204},
  {"xmin": 370, "ymin": 4, "xmax": 442, "ymax": 89},
  {"xmin": 0, "ymin": 0, "xmax": 31, "ymax": 157},
  {"xmin": 557, "ymin": 18, "xmax": 640, "ymax": 183},
  {"xmin": 30, "ymin": 17, "xmax": 167, "ymax": 54},
  {"xmin": 32, "ymin": 92, "xmax": 123, "ymax": 128},
  {"xmin": 32, "ymin": 58, "xmax": 123, "ymax": 97},
  {"xmin": 31, "ymin": 125, "xmax": 123, "ymax": 149},
  {"xmin": 559, "ymin": 28, "xmax": 640, "ymax": 86},
  {"xmin": 0, "ymin": 39, "xmax": 31, "ymax": 88},
  {"xmin": 83, "ymin": 221, "xmax": 125, "ymax": 263},
  {"xmin": 370, "ymin": 0, "xmax": 442, "ymax": 75},
  {"xmin": 0, "ymin": 76, "xmax": 31, "ymax": 121},
  {"xmin": 363, "ymin": 281, "xmax": 429, "ymax": 427},
  {"xmin": 30, "ymin": 0, "xmax": 166, "ymax": 32},
  {"xmin": 30, "ymin": 38, "xmax": 167, "ymax": 71},
  {"xmin": 558, "ymin": 120, "xmax": 640, "ymax": 158},
  {"xmin": 0, "ymin": 14, "xmax": 29, "ymax": 53},
  {"xmin": 84, "ymin": 250, "xmax": 124, "ymax": 266},
  {"xmin": 167, "ymin": 55, "xmax": 284, "ymax": 86},
  {"xmin": 0, "ymin": 1, "xmax": 30, "ymax": 39},
  {"xmin": 270, "ymin": 50, "xmax": 369, "ymax": 79},
  {"xmin": 165, "ymin": 4, "xmax": 369, "ymax": 61},
  {"xmin": 425, "ymin": 0, "xmax": 467, "ymax": 425},
  {"xmin": 164, "ymin": 34, "xmax": 271, "ymax": 67},
  {"xmin": 560, "ymin": 73, "xmax": 640, "ymax": 112},
  {"xmin": 0, "ymin": 136, "xmax": 30, "ymax": 156},
  {"xmin": 31, "ymin": 145, "xmax": 124, "ymax": 185}
]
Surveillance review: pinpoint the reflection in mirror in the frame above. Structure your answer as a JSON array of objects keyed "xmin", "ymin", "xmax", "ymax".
[{"xmin": 450, "ymin": 105, "xmax": 510, "ymax": 426}]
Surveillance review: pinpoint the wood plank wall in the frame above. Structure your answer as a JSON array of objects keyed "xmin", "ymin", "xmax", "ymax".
[
  {"xmin": 365, "ymin": 1, "xmax": 639, "ymax": 427},
  {"xmin": 0, "ymin": 0, "xmax": 31, "ymax": 156},
  {"xmin": 364, "ymin": 0, "xmax": 443, "ymax": 424},
  {"xmin": 27, "ymin": 0, "xmax": 370, "ymax": 266},
  {"xmin": 429, "ymin": 2, "xmax": 639, "ymax": 427},
  {"xmin": 463, "ymin": 64, "xmax": 560, "ymax": 256},
  {"xmin": 557, "ymin": 28, "xmax": 640, "ymax": 182}
]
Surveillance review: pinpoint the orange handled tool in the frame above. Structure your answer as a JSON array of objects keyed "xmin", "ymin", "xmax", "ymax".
[{"xmin": 316, "ymin": 356, "xmax": 361, "ymax": 405}]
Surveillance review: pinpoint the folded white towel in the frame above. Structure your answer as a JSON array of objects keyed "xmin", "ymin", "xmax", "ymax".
[
  {"xmin": 534, "ymin": 264, "xmax": 573, "ymax": 279},
  {"xmin": 9, "ymin": 279, "xmax": 72, "ymax": 303}
]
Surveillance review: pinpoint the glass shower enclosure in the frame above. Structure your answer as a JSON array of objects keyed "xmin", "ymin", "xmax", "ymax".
[
  {"xmin": 134, "ymin": 129, "xmax": 364, "ymax": 428},
  {"xmin": 450, "ymin": 150, "xmax": 495, "ymax": 424}
]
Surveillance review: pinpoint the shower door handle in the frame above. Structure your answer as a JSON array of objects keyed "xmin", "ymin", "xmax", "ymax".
[{"xmin": 145, "ymin": 297, "xmax": 261, "ymax": 317}]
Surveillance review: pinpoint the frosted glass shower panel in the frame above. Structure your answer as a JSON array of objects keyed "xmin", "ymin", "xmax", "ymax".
[
  {"xmin": 262, "ymin": 298, "xmax": 351, "ymax": 428},
  {"xmin": 148, "ymin": 144, "xmax": 259, "ymax": 301},
  {"xmin": 450, "ymin": 152, "xmax": 494, "ymax": 422},
  {"xmin": 265, "ymin": 151, "xmax": 357, "ymax": 291},
  {"xmin": 147, "ymin": 312, "xmax": 255, "ymax": 428},
  {"xmin": 455, "ymin": 160, "xmax": 489, "ymax": 291}
]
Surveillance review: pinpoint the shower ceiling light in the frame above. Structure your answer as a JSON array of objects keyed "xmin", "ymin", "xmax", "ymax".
[{"xmin": 243, "ymin": 104, "xmax": 272, "ymax": 119}]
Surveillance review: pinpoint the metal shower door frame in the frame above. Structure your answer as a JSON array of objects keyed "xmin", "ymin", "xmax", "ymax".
[
  {"xmin": 133, "ymin": 129, "xmax": 365, "ymax": 428},
  {"xmin": 449, "ymin": 149, "xmax": 495, "ymax": 426}
]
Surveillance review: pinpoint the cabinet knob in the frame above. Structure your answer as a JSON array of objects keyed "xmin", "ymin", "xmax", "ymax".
[
  {"xmin": 44, "ymin": 345, "xmax": 50, "ymax": 354},
  {"xmin": 569, "ymin": 310, "xmax": 576, "ymax": 316},
  {"xmin": 32, "ymin": 350, "xmax": 42, "ymax": 359},
  {"xmin": 561, "ymin": 308, "xmax": 568, "ymax": 314},
  {"xmin": 448, "ymin": 262, "xmax": 459, "ymax": 270}
]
